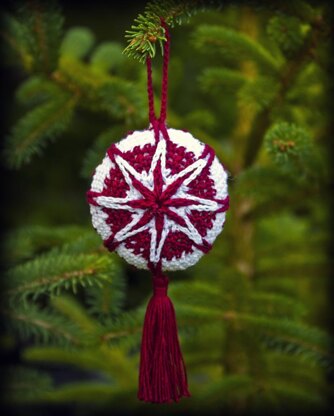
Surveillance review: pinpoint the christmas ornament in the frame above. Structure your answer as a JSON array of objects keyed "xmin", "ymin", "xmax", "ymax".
[{"xmin": 87, "ymin": 19, "xmax": 229, "ymax": 403}]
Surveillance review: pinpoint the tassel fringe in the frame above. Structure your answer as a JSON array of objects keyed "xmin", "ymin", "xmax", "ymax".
[{"xmin": 138, "ymin": 276, "xmax": 190, "ymax": 403}]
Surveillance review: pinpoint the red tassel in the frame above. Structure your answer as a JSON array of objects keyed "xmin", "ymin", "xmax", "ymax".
[{"xmin": 138, "ymin": 275, "xmax": 191, "ymax": 403}]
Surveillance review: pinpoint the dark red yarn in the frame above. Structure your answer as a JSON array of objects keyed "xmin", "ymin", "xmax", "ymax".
[
  {"xmin": 87, "ymin": 19, "xmax": 229, "ymax": 404},
  {"xmin": 146, "ymin": 18, "xmax": 170, "ymax": 139},
  {"xmin": 136, "ymin": 20, "xmax": 190, "ymax": 403},
  {"xmin": 86, "ymin": 140, "xmax": 229, "ymax": 262},
  {"xmin": 138, "ymin": 274, "xmax": 190, "ymax": 403}
]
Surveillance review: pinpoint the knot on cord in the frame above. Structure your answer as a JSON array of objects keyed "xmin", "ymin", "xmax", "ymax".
[{"xmin": 153, "ymin": 276, "xmax": 169, "ymax": 297}]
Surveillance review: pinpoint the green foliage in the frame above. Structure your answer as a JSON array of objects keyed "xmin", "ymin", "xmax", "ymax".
[
  {"xmin": 4, "ymin": 366, "xmax": 53, "ymax": 403},
  {"xmin": 5, "ymin": 88, "xmax": 76, "ymax": 168},
  {"xmin": 3, "ymin": 0, "xmax": 146, "ymax": 168},
  {"xmin": 123, "ymin": 0, "xmax": 212, "ymax": 62},
  {"xmin": 124, "ymin": 13, "xmax": 166, "ymax": 63},
  {"xmin": 81, "ymin": 125, "xmax": 130, "ymax": 178},
  {"xmin": 145, "ymin": 0, "xmax": 210, "ymax": 26},
  {"xmin": 6, "ymin": 251, "xmax": 114, "ymax": 301},
  {"xmin": 51, "ymin": 295, "xmax": 102, "ymax": 339},
  {"xmin": 97, "ymin": 80, "xmax": 146, "ymax": 122},
  {"xmin": 200, "ymin": 67, "xmax": 247, "ymax": 93},
  {"xmin": 15, "ymin": 76, "xmax": 63, "ymax": 106},
  {"xmin": 60, "ymin": 27, "xmax": 95, "ymax": 59},
  {"xmin": 91, "ymin": 42, "xmax": 125, "ymax": 73},
  {"xmin": 193, "ymin": 25, "xmax": 280, "ymax": 74},
  {"xmin": 3, "ymin": 224, "xmax": 92, "ymax": 264},
  {"xmin": 4, "ymin": 303, "xmax": 82, "ymax": 345},
  {"xmin": 241, "ymin": 315, "xmax": 332, "ymax": 364},
  {"xmin": 2, "ymin": 0, "xmax": 332, "ymax": 413},
  {"xmin": 86, "ymin": 272, "xmax": 125, "ymax": 319},
  {"xmin": 101, "ymin": 310, "xmax": 144, "ymax": 348},
  {"xmin": 170, "ymin": 281, "xmax": 332, "ymax": 369},
  {"xmin": 267, "ymin": 15, "xmax": 308, "ymax": 57},
  {"xmin": 2, "ymin": 13, "xmax": 34, "ymax": 71},
  {"xmin": 238, "ymin": 76, "xmax": 279, "ymax": 112},
  {"xmin": 235, "ymin": 166, "xmax": 310, "ymax": 216},
  {"xmin": 3, "ymin": 0, "xmax": 63, "ymax": 73},
  {"xmin": 264, "ymin": 122, "xmax": 314, "ymax": 176}
]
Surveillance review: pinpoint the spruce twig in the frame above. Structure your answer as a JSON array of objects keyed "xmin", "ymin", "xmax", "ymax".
[{"xmin": 123, "ymin": 0, "xmax": 215, "ymax": 62}]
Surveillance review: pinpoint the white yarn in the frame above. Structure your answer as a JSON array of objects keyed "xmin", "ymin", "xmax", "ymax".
[{"xmin": 89, "ymin": 128, "xmax": 228, "ymax": 271}]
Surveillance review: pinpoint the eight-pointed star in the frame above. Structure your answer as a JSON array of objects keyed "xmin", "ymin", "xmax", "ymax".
[{"xmin": 90, "ymin": 138, "xmax": 224, "ymax": 264}]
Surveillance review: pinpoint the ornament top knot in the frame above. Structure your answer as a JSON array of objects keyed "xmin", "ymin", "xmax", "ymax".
[{"xmin": 87, "ymin": 128, "xmax": 229, "ymax": 271}]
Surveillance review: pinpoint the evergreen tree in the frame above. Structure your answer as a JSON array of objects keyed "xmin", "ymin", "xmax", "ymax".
[{"xmin": 1, "ymin": 1, "xmax": 332, "ymax": 414}]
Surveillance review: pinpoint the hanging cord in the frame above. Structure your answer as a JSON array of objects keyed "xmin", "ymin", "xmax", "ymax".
[
  {"xmin": 139, "ymin": 19, "xmax": 191, "ymax": 403},
  {"xmin": 146, "ymin": 56, "xmax": 156, "ymax": 125},
  {"xmin": 159, "ymin": 18, "xmax": 170, "ymax": 124},
  {"xmin": 146, "ymin": 18, "xmax": 171, "ymax": 140}
]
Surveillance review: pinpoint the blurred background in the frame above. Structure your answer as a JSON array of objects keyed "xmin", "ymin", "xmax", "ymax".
[{"xmin": 0, "ymin": 0, "xmax": 333, "ymax": 415}]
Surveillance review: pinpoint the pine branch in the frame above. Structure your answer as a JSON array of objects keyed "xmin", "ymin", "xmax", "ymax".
[
  {"xmin": 60, "ymin": 26, "xmax": 95, "ymax": 60},
  {"xmin": 51, "ymin": 295, "xmax": 103, "ymax": 340},
  {"xmin": 237, "ymin": 76, "xmax": 279, "ymax": 112},
  {"xmin": 4, "ymin": 0, "xmax": 64, "ymax": 74},
  {"xmin": 85, "ymin": 261, "xmax": 125, "ymax": 319},
  {"xmin": 274, "ymin": 0, "xmax": 320, "ymax": 26},
  {"xmin": 98, "ymin": 80, "xmax": 146, "ymax": 123},
  {"xmin": 4, "ymin": 366, "xmax": 53, "ymax": 403},
  {"xmin": 5, "ymin": 90, "xmax": 76, "ymax": 168},
  {"xmin": 170, "ymin": 280, "xmax": 306, "ymax": 319},
  {"xmin": 200, "ymin": 67, "xmax": 247, "ymax": 93},
  {"xmin": 266, "ymin": 380, "xmax": 328, "ymax": 411},
  {"xmin": 23, "ymin": 347, "xmax": 113, "ymax": 377},
  {"xmin": 15, "ymin": 76, "xmax": 64, "ymax": 106},
  {"xmin": 53, "ymin": 58, "xmax": 146, "ymax": 124},
  {"xmin": 4, "ymin": 304, "xmax": 81, "ymax": 345},
  {"xmin": 267, "ymin": 15, "xmax": 307, "ymax": 58},
  {"xmin": 243, "ymin": 14, "xmax": 325, "ymax": 168},
  {"xmin": 164, "ymin": 290, "xmax": 333, "ymax": 369},
  {"xmin": 248, "ymin": 292, "xmax": 306, "ymax": 319},
  {"xmin": 255, "ymin": 278, "xmax": 299, "ymax": 298},
  {"xmin": 193, "ymin": 25, "xmax": 281, "ymax": 74},
  {"xmin": 123, "ymin": 0, "xmax": 214, "ymax": 62},
  {"xmin": 264, "ymin": 122, "xmax": 319, "ymax": 177},
  {"xmin": 100, "ymin": 310, "xmax": 144, "ymax": 347},
  {"xmin": 235, "ymin": 165, "xmax": 320, "ymax": 218},
  {"xmin": 255, "ymin": 213, "xmax": 328, "ymax": 256},
  {"xmin": 268, "ymin": 353, "xmax": 328, "ymax": 391},
  {"xmin": 24, "ymin": 381, "xmax": 137, "ymax": 404},
  {"xmin": 4, "ymin": 12, "xmax": 148, "ymax": 168},
  {"xmin": 23, "ymin": 344, "xmax": 137, "ymax": 386},
  {"xmin": 2, "ymin": 14, "xmax": 34, "ymax": 71},
  {"xmin": 5, "ymin": 251, "xmax": 115, "ymax": 301},
  {"xmin": 56, "ymin": 232, "xmax": 104, "ymax": 256},
  {"xmin": 240, "ymin": 315, "xmax": 334, "ymax": 369},
  {"xmin": 182, "ymin": 322, "xmax": 225, "ymax": 367},
  {"xmin": 3, "ymin": 224, "xmax": 91, "ymax": 265},
  {"xmin": 198, "ymin": 374, "xmax": 254, "ymax": 404},
  {"xmin": 91, "ymin": 42, "xmax": 125, "ymax": 74}
]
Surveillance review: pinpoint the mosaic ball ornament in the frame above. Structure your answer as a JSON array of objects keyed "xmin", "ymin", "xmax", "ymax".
[{"xmin": 87, "ymin": 128, "xmax": 229, "ymax": 272}]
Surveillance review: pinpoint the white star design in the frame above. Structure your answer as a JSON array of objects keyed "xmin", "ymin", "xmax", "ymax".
[{"xmin": 88, "ymin": 137, "xmax": 227, "ymax": 265}]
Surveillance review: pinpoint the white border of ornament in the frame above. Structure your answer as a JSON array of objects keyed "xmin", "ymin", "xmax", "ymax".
[{"xmin": 89, "ymin": 128, "xmax": 228, "ymax": 271}]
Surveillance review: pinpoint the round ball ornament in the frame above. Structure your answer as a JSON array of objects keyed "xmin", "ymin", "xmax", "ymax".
[
  {"xmin": 88, "ymin": 128, "xmax": 229, "ymax": 272},
  {"xmin": 86, "ymin": 20, "xmax": 229, "ymax": 405}
]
